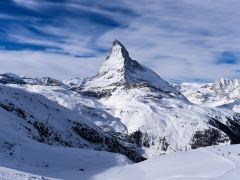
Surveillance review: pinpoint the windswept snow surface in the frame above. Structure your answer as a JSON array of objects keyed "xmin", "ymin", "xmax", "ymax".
[
  {"xmin": 1, "ymin": 145, "xmax": 240, "ymax": 180},
  {"xmin": 0, "ymin": 167, "xmax": 57, "ymax": 180},
  {"xmin": 0, "ymin": 142, "xmax": 130, "ymax": 180},
  {"xmin": 90, "ymin": 144, "xmax": 240, "ymax": 180}
]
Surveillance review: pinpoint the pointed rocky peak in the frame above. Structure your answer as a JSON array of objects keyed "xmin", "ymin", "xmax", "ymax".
[
  {"xmin": 99, "ymin": 39, "xmax": 133, "ymax": 75},
  {"xmin": 112, "ymin": 39, "xmax": 126, "ymax": 49},
  {"xmin": 212, "ymin": 78, "xmax": 240, "ymax": 92},
  {"xmin": 107, "ymin": 39, "xmax": 130, "ymax": 59},
  {"xmin": 82, "ymin": 40, "xmax": 183, "ymax": 98}
]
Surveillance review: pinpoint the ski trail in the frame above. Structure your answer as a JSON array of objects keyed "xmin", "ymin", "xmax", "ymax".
[{"xmin": 203, "ymin": 148, "xmax": 237, "ymax": 180}]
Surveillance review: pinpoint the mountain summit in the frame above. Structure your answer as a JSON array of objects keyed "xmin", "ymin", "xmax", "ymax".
[
  {"xmin": 83, "ymin": 40, "xmax": 177, "ymax": 96},
  {"xmin": 100, "ymin": 39, "xmax": 134, "ymax": 76}
]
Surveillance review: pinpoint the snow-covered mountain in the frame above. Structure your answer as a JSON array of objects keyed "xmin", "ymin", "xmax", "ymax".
[
  {"xmin": 80, "ymin": 40, "xmax": 240, "ymax": 156},
  {"xmin": 0, "ymin": 83, "xmax": 145, "ymax": 160},
  {"xmin": 1, "ymin": 40, "xmax": 240, "ymax": 179},
  {"xmin": 82, "ymin": 40, "xmax": 181, "ymax": 98},
  {"xmin": 88, "ymin": 144, "xmax": 240, "ymax": 180},
  {"xmin": 177, "ymin": 78, "xmax": 240, "ymax": 112}
]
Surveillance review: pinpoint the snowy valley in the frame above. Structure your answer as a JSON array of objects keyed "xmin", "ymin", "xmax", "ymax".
[{"xmin": 0, "ymin": 40, "xmax": 240, "ymax": 179}]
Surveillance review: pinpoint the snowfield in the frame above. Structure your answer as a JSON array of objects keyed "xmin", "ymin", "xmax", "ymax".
[
  {"xmin": 0, "ymin": 143, "xmax": 130, "ymax": 180},
  {"xmin": 92, "ymin": 144, "xmax": 240, "ymax": 180},
  {"xmin": 0, "ymin": 145, "xmax": 240, "ymax": 180}
]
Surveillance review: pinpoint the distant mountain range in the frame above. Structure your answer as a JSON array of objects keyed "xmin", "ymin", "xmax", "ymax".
[{"xmin": 176, "ymin": 78, "xmax": 240, "ymax": 113}]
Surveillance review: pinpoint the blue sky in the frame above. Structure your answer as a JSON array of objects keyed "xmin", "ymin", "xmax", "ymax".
[{"xmin": 0, "ymin": 0, "xmax": 240, "ymax": 82}]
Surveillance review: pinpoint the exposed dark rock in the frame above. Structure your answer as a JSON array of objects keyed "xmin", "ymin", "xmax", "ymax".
[
  {"xmin": 1, "ymin": 141, "xmax": 16, "ymax": 158},
  {"xmin": 72, "ymin": 122, "xmax": 145, "ymax": 162},
  {"xmin": 159, "ymin": 137, "xmax": 169, "ymax": 151},
  {"xmin": 40, "ymin": 77, "xmax": 63, "ymax": 86},
  {"xmin": 32, "ymin": 121, "xmax": 69, "ymax": 147},
  {"xmin": 0, "ymin": 73, "xmax": 26, "ymax": 85},
  {"xmin": 190, "ymin": 128, "xmax": 228, "ymax": 149},
  {"xmin": 209, "ymin": 114, "xmax": 240, "ymax": 144},
  {"xmin": 129, "ymin": 130, "xmax": 150, "ymax": 148},
  {"xmin": 73, "ymin": 122, "xmax": 103, "ymax": 144},
  {"xmin": 81, "ymin": 90, "xmax": 113, "ymax": 99},
  {"xmin": 0, "ymin": 103, "xmax": 27, "ymax": 119}
]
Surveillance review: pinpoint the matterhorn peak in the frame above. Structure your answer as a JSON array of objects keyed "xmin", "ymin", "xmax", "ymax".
[
  {"xmin": 111, "ymin": 39, "xmax": 127, "ymax": 51},
  {"xmin": 112, "ymin": 39, "xmax": 124, "ymax": 47},
  {"xmin": 82, "ymin": 40, "xmax": 180, "ymax": 97},
  {"xmin": 110, "ymin": 39, "xmax": 130, "ymax": 60},
  {"xmin": 110, "ymin": 39, "xmax": 129, "ymax": 56},
  {"xmin": 100, "ymin": 39, "xmax": 132, "ymax": 75}
]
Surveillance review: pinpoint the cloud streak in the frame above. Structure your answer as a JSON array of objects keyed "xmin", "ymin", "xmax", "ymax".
[{"xmin": 97, "ymin": 0, "xmax": 240, "ymax": 81}]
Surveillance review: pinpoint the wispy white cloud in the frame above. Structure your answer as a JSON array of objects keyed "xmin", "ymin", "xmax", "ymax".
[
  {"xmin": 3, "ymin": 0, "xmax": 240, "ymax": 82},
  {"xmin": 95, "ymin": 0, "xmax": 240, "ymax": 81},
  {"xmin": 11, "ymin": 0, "xmax": 43, "ymax": 9},
  {"xmin": 0, "ymin": 50, "xmax": 103, "ymax": 79}
]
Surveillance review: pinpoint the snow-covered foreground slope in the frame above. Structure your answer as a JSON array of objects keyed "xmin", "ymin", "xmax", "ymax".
[
  {"xmin": 91, "ymin": 144, "xmax": 240, "ymax": 180},
  {"xmin": 0, "ymin": 141, "xmax": 130, "ymax": 180},
  {"xmin": 1, "ymin": 144, "xmax": 240, "ymax": 180},
  {"xmin": 0, "ymin": 167, "xmax": 57, "ymax": 180},
  {"xmin": 177, "ymin": 79, "xmax": 240, "ymax": 112}
]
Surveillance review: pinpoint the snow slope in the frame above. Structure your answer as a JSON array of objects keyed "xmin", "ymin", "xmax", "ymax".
[
  {"xmin": 0, "ymin": 84, "xmax": 145, "ymax": 162},
  {"xmin": 16, "ymin": 84, "xmax": 128, "ymax": 134},
  {"xmin": 91, "ymin": 144, "xmax": 240, "ymax": 180},
  {"xmin": 0, "ymin": 83, "xmax": 141, "ymax": 179},
  {"xmin": 0, "ymin": 167, "xmax": 57, "ymax": 180},
  {"xmin": 1, "ymin": 144, "xmax": 240, "ymax": 180},
  {"xmin": 0, "ymin": 141, "xmax": 130, "ymax": 180}
]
